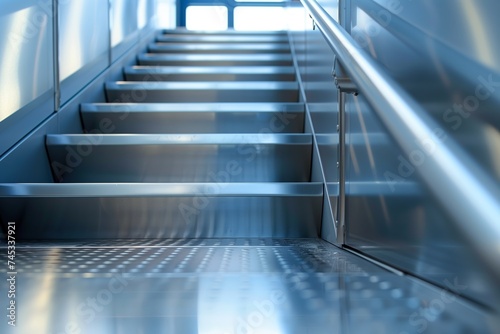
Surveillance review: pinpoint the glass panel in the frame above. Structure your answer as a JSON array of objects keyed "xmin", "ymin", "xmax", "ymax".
[{"xmin": 186, "ymin": 6, "xmax": 228, "ymax": 31}]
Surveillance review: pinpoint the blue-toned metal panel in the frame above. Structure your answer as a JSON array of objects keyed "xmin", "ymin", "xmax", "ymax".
[
  {"xmin": 111, "ymin": 0, "xmax": 137, "ymax": 47},
  {"xmin": 0, "ymin": 0, "xmax": 55, "ymax": 155},
  {"xmin": 370, "ymin": 0, "xmax": 500, "ymax": 74},
  {"xmin": 111, "ymin": 0, "xmax": 142, "ymax": 60},
  {"xmin": 346, "ymin": 0, "xmax": 500, "ymax": 310},
  {"xmin": 112, "ymin": 0, "xmax": 157, "ymax": 59},
  {"xmin": 138, "ymin": 0, "xmax": 157, "ymax": 31},
  {"xmin": 59, "ymin": 0, "xmax": 110, "ymax": 103}
]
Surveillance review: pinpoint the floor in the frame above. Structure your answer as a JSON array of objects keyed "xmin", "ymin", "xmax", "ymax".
[{"xmin": 1, "ymin": 238, "xmax": 496, "ymax": 333}]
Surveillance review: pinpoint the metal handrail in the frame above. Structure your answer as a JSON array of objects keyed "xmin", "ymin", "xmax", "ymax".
[{"xmin": 300, "ymin": 0, "xmax": 500, "ymax": 278}]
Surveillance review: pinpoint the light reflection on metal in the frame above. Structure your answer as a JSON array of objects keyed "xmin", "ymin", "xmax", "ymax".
[{"xmin": 301, "ymin": 0, "xmax": 500, "ymax": 282}]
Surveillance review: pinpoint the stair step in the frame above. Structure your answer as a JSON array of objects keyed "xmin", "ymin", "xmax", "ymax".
[
  {"xmin": 138, "ymin": 53, "xmax": 294, "ymax": 66},
  {"xmin": 0, "ymin": 182, "xmax": 323, "ymax": 239},
  {"xmin": 124, "ymin": 66, "xmax": 296, "ymax": 81},
  {"xmin": 148, "ymin": 43, "xmax": 291, "ymax": 54},
  {"xmin": 46, "ymin": 134, "xmax": 312, "ymax": 183},
  {"xmin": 156, "ymin": 34, "xmax": 289, "ymax": 43},
  {"xmin": 105, "ymin": 81, "xmax": 299, "ymax": 103},
  {"xmin": 81, "ymin": 102, "xmax": 305, "ymax": 133}
]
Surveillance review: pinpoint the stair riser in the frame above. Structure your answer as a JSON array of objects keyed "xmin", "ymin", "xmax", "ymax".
[
  {"xmin": 0, "ymin": 195, "xmax": 321, "ymax": 239},
  {"xmin": 81, "ymin": 111, "xmax": 304, "ymax": 134},
  {"xmin": 148, "ymin": 44, "xmax": 290, "ymax": 54},
  {"xmin": 47, "ymin": 142, "xmax": 311, "ymax": 183},
  {"xmin": 124, "ymin": 71, "xmax": 296, "ymax": 82},
  {"xmin": 138, "ymin": 55, "xmax": 293, "ymax": 66},
  {"xmin": 106, "ymin": 84, "xmax": 299, "ymax": 103}
]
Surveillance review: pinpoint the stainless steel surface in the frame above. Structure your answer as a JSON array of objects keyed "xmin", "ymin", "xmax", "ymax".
[
  {"xmin": 149, "ymin": 42, "xmax": 291, "ymax": 54},
  {"xmin": 58, "ymin": 0, "xmax": 110, "ymax": 81},
  {"xmin": 46, "ymin": 134, "xmax": 312, "ymax": 182},
  {"xmin": 138, "ymin": 53, "xmax": 294, "ymax": 66},
  {"xmin": 1, "ymin": 13, "xmax": 498, "ymax": 331},
  {"xmin": 106, "ymin": 81, "xmax": 300, "ymax": 103},
  {"xmin": 344, "ymin": 0, "xmax": 500, "ymax": 311},
  {"xmin": 110, "ymin": 0, "xmax": 138, "ymax": 47},
  {"xmin": 81, "ymin": 102, "xmax": 305, "ymax": 133},
  {"xmin": 124, "ymin": 66, "xmax": 296, "ymax": 81},
  {"xmin": 0, "ymin": 0, "xmax": 54, "ymax": 123},
  {"xmin": 110, "ymin": 0, "xmax": 156, "ymax": 60},
  {"xmin": 300, "ymin": 0, "xmax": 500, "ymax": 287},
  {"xmin": 0, "ymin": 29, "xmax": 322, "ymax": 240},
  {"xmin": 0, "ymin": 183, "xmax": 322, "ymax": 239},
  {"xmin": 0, "ymin": 182, "xmax": 323, "ymax": 197},
  {"xmin": 0, "ymin": 239, "xmax": 497, "ymax": 333},
  {"xmin": 336, "ymin": 91, "xmax": 346, "ymax": 244},
  {"xmin": 0, "ymin": 1, "xmax": 56, "ymax": 156},
  {"xmin": 357, "ymin": 0, "xmax": 500, "ymax": 84}
]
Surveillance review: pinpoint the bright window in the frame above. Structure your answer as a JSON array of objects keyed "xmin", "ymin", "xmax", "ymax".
[
  {"xmin": 186, "ymin": 6, "xmax": 228, "ymax": 31},
  {"xmin": 157, "ymin": 0, "xmax": 177, "ymax": 29},
  {"xmin": 234, "ymin": 7, "xmax": 307, "ymax": 31},
  {"xmin": 235, "ymin": 0, "xmax": 287, "ymax": 2}
]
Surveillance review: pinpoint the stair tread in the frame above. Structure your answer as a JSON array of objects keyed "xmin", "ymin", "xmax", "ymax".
[
  {"xmin": 81, "ymin": 102, "xmax": 304, "ymax": 112},
  {"xmin": 0, "ymin": 182, "xmax": 323, "ymax": 197},
  {"xmin": 150, "ymin": 42, "xmax": 290, "ymax": 49},
  {"xmin": 47, "ymin": 133, "xmax": 311, "ymax": 145},
  {"xmin": 156, "ymin": 35, "xmax": 289, "ymax": 43},
  {"xmin": 125, "ymin": 65, "xmax": 296, "ymax": 74},
  {"xmin": 106, "ymin": 81, "xmax": 298, "ymax": 89},
  {"xmin": 161, "ymin": 30, "xmax": 288, "ymax": 36},
  {"xmin": 138, "ymin": 53, "xmax": 292, "ymax": 61}
]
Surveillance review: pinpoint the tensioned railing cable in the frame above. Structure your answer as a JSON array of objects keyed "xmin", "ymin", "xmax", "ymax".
[{"xmin": 300, "ymin": 0, "xmax": 500, "ymax": 279}]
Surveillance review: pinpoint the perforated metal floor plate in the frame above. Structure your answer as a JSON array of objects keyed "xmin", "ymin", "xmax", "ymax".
[{"xmin": 0, "ymin": 239, "xmax": 496, "ymax": 333}]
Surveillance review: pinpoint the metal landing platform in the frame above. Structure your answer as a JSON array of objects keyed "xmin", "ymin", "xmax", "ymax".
[{"xmin": 0, "ymin": 239, "xmax": 496, "ymax": 333}]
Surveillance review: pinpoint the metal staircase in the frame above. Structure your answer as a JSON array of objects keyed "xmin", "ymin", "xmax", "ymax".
[
  {"xmin": 0, "ymin": 30, "xmax": 496, "ymax": 333},
  {"xmin": 35, "ymin": 30, "xmax": 322, "ymax": 239}
]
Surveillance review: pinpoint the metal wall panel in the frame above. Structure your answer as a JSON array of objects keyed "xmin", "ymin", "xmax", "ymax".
[
  {"xmin": 345, "ymin": 0, "xmax": 500, "ymax": 309},
  {"xmin": 112, "ymin": 0, "xmax": 158, "ymax": 60},
  {"xmin": 59, "ymin": 0, "xmax": 110, "ymax": 103},
  {"xmin": 0, "ymin": 1, "xmax": 54, "ymax": 122},
  {"xmin": 138, "ymin": 0, "xmax": 157, "ymax": 31},
  {"xmin": 0, "ymin": 0, "xmax": 55, "ymax": 155},
  {"xmin": 111, "ymin": 0, "xmax": 138, "ymax": 47},
  {"xmin": 293, "ymin": 0, "xmax": 500, "ymax": 310},
  {"xmin": 0, "ymin": 1, "xmax": 161, "ymax": 176},
  {"xmin": 351, "ymin": 0, "xmax": 500, "ymax": 182},
  {"xmin": 370, "ymin": 0, "xmax": 500, "ymax": 73}
]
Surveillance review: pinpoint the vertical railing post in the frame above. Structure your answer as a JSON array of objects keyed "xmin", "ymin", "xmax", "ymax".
[
  {"xmin": 53, "ymin": 0, "xmax": 60, "ymax": 112},
  {"xmin": 333, "ymin": 59, "xmax": 357, "ymax": 245},
  {"xmin": 334, "ymin": 0, "xmax": 355, "ymax": 245}
]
